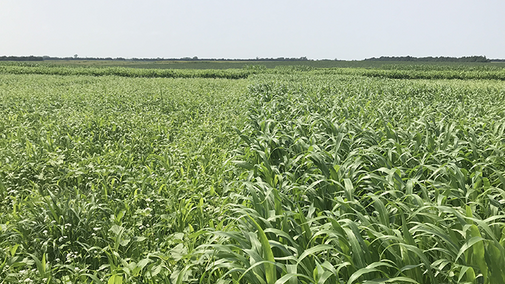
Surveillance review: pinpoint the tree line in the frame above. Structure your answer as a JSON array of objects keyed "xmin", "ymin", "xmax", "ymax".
[
  {"xmin": 364, "ymin": 55, "xmax": 490, "ymax": 62},
  {"xmin": 41, "ymin": 56, "xmax": 310, "ymax": 62},
  {"xmin": 1, "ymin": 55, "xmax": 501, "ymax": 62},
  {"xmin": 0, "ymin": 56, "xmax": 44, "ymax": 61}
]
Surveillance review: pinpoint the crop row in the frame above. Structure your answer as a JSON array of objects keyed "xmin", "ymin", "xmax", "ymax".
[
  {"xmin": 317, "ymin": 68, "xmax": 505, "ymax": 80},
  {"xmin": 2, "ymin": 63, "xmax": 505, "ymax": 81},
  {"xmin": 0, "ymin": 65, "xmax": 253, "ymax": 79}
]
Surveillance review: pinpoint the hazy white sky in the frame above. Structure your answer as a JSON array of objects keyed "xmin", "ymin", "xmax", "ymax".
[{"xmin": 1, "ymin": 0, "xmax": 504, "ymax": 60}]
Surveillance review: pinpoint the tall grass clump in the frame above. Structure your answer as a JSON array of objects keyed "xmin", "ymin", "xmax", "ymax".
[{"xmin": 191, "ymin": 74, "xmax": 505, "ymax": 283}]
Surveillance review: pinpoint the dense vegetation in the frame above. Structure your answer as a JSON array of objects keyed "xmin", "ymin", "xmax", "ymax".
[
  {"xmin": 4, "ymin": 59, "xmax": 505, "ymax": 70},
  {"xmin": 2, "ymin": 63, "xmax": 505, "ymax": 80},
  {"xmin": 1, "ymin": 63, "xmax": 504, "ymax": 283}
]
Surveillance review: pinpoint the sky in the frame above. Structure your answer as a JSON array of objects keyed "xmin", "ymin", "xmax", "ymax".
[{"xmin": 1, "ymin": 0, "xmax": 504, "ymax": 60}]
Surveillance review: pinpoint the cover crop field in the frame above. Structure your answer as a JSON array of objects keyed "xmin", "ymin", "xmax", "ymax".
[{"xmin": 1, "ymin": 62, "xmax": 504, "ymax": 283}]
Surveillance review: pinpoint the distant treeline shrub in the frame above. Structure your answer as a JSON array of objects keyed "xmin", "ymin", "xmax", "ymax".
[
  {"xmin": 365, "ymin": 55, "xmax": 490, "ymax": 62},
  {"xmin": 0, "ymin": 56, "xmax": 43, "ymax": 61}
]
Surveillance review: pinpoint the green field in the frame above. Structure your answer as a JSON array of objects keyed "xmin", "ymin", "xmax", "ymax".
[
  {"xmin": 7, "ymin": 59, "xmax": 505, "ymax": 70},
  {"xmin": 1, "ymin": 62, "xmax": 505, "ymax": 283}
]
